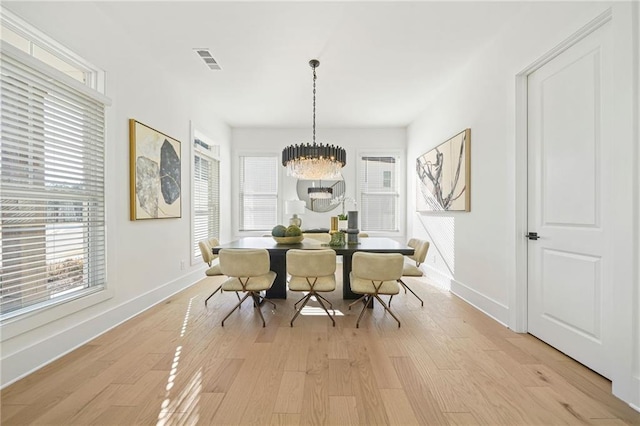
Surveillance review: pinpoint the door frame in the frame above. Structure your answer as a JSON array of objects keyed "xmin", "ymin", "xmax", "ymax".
[{"xmin": 512, "ymin": 9, "xmax": 613, "ymax": 333}]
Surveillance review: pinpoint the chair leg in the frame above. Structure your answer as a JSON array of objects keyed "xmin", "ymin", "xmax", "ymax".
[
  {"xmin": 388, "ymin": 295, "xmax": 393, "ymax": 307},
  {"xmin": 251, "ymin": 292, "xmax": 267, "ymax": 327},
  {"xmin": 259, "ymin": 296, "xmax": 277, "ymax": 309},
  {"xmin": 290, "ymin": 293, "xmax": 312, "ymax": 327},
  {"xmin": 293, "ymin": 293, "xmax": 308, "ymax": 309},
  {"xmin": 398, "ymin": 279, "xmax": 424, "ymax": 307},
  {"xmin": 204, "ymin": 285, "xmax": 222, "ymax": 306},
  {"xmin": 374, "ymin": 294, "xmax": 401, "ymax": 328},
  {"xmin": 348, "ymin": 295, "xmax": 367, "ymax": 310},
  {"xmin": 355, "ymin": 295, "xmax": 371, "ymax": 328},
  {"xmin": 315, "ymin": 295, "xmax": 335, "ymax": 327},
  {"xmin": 315, "ymin": 294, "xmax": 333, "ymax": 309},
  {"xmin": 221, "ymin": 292, "xmax": 251, "ymax": 326}
]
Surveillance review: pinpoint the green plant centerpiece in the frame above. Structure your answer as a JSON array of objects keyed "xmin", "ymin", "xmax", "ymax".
[
  {"xmin": 329, "ymin": 231, "xmax": 345, "ymax": 246},
  {"xmin": 337, "ymin": 213, "xmax": 348, "ymax": 220}
]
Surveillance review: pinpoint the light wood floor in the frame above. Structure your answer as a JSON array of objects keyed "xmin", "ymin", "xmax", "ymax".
[{"xmin": 2, "ymin": 269, "xmax": 639, "ymax": 425}]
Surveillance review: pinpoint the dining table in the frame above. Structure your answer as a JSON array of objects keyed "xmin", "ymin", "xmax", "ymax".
[{"xmin": 212, "ymin": 236, "xmax": 414, "ymax": 300}]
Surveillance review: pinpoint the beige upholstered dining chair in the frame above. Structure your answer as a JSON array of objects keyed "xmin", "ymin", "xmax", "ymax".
[
  {"xmin": 198, "ymin": 237, "xmax": 228, "ymax": 306},
  {"xmin": 286, "ymin": 249, "xmax": 337, "ymax": 327},
  {"xmin": 349, "ymin": 252, "xmax": 404, "ymax": 328},
  {"xmin": 390, "ymin": 239, "xmax": 430, "ymax": 307},
  {"xmin": 218, "ymin": 249, "xmax": 277, "ymax": 327}
]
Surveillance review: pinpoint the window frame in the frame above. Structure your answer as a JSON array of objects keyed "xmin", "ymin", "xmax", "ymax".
[
  {"xmin": 356, "ymin": 150, "xmax": 404, "ymax": 236},
  {"xmin": 190, "ymin": 124, "xmax": 220, "ymax": 266},
  {"xmin": 0, "ymin": 9, "xmax": 112, "ymax": 339}
]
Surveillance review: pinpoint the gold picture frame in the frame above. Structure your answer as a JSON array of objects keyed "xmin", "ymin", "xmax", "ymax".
[
  {"xmin": 129, "ymin": 119, "xmax": 182, "ymax": 220},
  {"xmin": 416, "ymin": 128, "xmax": 471, "ymax": 212}
]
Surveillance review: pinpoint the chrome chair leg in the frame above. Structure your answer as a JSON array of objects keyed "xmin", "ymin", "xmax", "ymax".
[
  {"xmin": 355, "ymin": 295, "xmax": 371, "ymax": 328},
  {"xmin": 398, "ymin": 279, "xmax": 424, "ymax": 307},
  {"xmin": 259, "ymin": 296, "xmax": 277, "ymax": 309},
  {"xmin": 315, "ymin": 294, "xmax": 333, "ymax": 309},
  {"xmin": 374, "ymin": 294, "xmax": 401, "ymax": 328},
  {"xmin": 315, "ymin": 296, "xmax": 335, "ymax": 327},
  {"xmin": 290, "ymin": 293, "xmax": 312, "ymax": 327},
  {"xmin": 204, "ymin": 285, "xmax": 222, "ymax": 306},
  {"xmin": 348, "ymin": 295, "xmax": 367, "ymax": 310},
  {"xmin": 293, "ymin": 293, "xmax": 308, "ymax": 309},
  {"xmin": 251, "ymin": 291, "xmax": 267, "ymax": 327},
  {"xmin": 221, "ymin": 292, "xmax": 251, "ymax": 326}
]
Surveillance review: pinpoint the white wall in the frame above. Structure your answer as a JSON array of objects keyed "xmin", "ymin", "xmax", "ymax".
[
  {"xmin": 1, "ymin": 3, "xmax": 232, "ymax": 387},
  {"xmin": 406, "ymin": 1, "xmax": 639, "ymax": 409},
  {"xmin": 231, "ymin": 127, "xmax": 406, "ymax": 237}
]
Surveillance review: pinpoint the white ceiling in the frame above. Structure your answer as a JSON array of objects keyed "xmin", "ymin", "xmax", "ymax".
[{"xmin": 28, "ymin": 2, "xmax": 534, "ymax": 128}]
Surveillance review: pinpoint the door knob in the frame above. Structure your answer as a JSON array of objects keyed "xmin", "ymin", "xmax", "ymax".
[{"xmin": 526, "ymin": 232, "xmax": 539, "ymax": 240}]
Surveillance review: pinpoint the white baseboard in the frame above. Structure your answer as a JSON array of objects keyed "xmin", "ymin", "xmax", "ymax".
[
  {"xmin": 422, "ymin": 264, "xmax": 509, "ymax": 326},
  {"xmin": 423, "ymin": 264, "xmax": 453, "ymax": 289},
  {"xmin": 1, "ymin": 269, "xmax": 204, "ymax": 389},
  {"xmin": 448, "ymin": 277, "xmax": 510, "ymax": 328}
]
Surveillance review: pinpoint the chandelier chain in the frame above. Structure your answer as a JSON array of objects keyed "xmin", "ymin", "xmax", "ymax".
[{"xmin": 312, "ymin": 66, "xmax": 316, "ymax": 145}]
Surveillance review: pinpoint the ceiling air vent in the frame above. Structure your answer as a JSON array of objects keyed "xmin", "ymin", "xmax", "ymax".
[{"xmin": 194, "ymin": 48, "xmax": 221, "ymax": 70}]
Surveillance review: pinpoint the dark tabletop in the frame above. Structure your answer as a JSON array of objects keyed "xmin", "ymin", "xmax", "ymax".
[{"xmin": 212, "ymin": 236, "xmax": 414, "ymax": 256}]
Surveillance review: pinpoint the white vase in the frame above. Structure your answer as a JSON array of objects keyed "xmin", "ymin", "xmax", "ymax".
[{"xmin": 338, "ymin": 220, "xmax": 348, "ymax": 230}]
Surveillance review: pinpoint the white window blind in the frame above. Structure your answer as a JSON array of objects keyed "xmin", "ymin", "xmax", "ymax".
[
  {"xmin": 0, "ymin": 44, "xmax": 106, "ymax": 320},
  {"xmin": 193, "ymin": 139, "xmax": 219, "ymax": 259},
  {"xmin": 239, "ymin": 155, "xmax": 278, "ymax": 231},
  {"xmin": 359, "ymin": 155, "xmax": 399, "ymax": 232}
]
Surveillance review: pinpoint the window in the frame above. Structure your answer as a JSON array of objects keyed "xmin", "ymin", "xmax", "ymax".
[
  {"xmin": 192, "ymin": 135, "xmax": 219, "ymax": 262},
  {"xmin": 0, "ymin": 12, "xmax": 108, "ymax": 320},
  {"xmin": 239, "ymin": 155, "xmax": 278, "ymax": 231},
  {"xmin": 359, "ymin": 155, "xmax": 400, "ymax": 232}
]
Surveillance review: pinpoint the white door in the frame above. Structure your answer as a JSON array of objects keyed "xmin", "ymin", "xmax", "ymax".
[{"xmin": 527, "ymin": 21, "xmax": 612, "ymax": 378}]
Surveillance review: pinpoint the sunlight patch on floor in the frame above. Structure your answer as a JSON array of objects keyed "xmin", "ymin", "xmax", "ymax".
[{"xmin": 157, "ymin": 297, "xmax": 202, "ymax": 426}]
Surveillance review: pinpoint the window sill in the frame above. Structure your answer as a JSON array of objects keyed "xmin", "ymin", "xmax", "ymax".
[{"xmin": 0, "ymin": 285, "xmax": 113, "ymax": 342}]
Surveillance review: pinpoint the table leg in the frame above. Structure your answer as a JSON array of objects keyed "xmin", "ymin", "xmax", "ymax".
[
  {"xmin": 267, "ymin": 252, "xmax": 287, "ymax": 299},
  {"xmin": 342, "ymin": 254, "xmax": 358, "ymax": 299}
]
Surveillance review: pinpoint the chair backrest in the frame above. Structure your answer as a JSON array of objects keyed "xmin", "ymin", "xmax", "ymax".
[
  {"xmin": 406, "ymin": 238, "xmax": 429, "ymax": 265},
  {"xmin": 199, "ymin": 237, "xmax": 219, "ymax": 266},
  {"xmin": 352, "ymin": 252, "xmax": 404, "ymax": 282},
  {"xmin": 286, "ymin": 249, "xmax": 336, "ymax": 277},
  {"xmin": 219, "ymin": 249, "xmax": 270, "ymax": 277},
  {"xmin": 413, "ymin": 240, "xmax": 430, "ymax": 266}
]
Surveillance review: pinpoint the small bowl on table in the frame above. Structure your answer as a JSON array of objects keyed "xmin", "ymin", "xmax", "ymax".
[{"xmin": 272, "ymin": 236, "xmax": 304, "ymax": 244}]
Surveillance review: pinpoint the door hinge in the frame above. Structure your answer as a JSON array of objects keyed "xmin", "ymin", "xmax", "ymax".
[{"xmin": 526, "ymin": 232, "xmax": 539, "ymax": 240}]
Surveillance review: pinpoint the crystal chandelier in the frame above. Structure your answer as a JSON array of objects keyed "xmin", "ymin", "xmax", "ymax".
[{"xmin": 282, "ymin": 59, "xmax": 346, "ymax": 180}]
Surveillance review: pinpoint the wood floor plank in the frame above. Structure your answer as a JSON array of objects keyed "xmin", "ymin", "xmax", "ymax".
[
  {"xmin": 300, "ymin": 331, "xmax": 330, "ymax": 425},
  {"xmin": 201, "ymin": 358, "xmax": 244, "ymax": 393},
  {"xmin": 273, "ymin": 371, "xmax": 306, "ymax": 414},
  {"xmin": 271, "ymin": 413, "xmax": 302, "ymax": 425},
  {"xmin": 2, "ymin": 274, "xmax": 638, "ymax": 426},
  {"xmin": 347, "ymin": 337, "xmax": 389, "ymax": 425},
  {"xmin": 390, "ymin": 356, "xmax": 449, "ymax": 425},
  {"xmin": 328, "ymin": 396, "xmax": 359, "ymax": 425},
  {"xmin": 196, "ymin": 392, "xmax": 225, "ymax": 424},
  {"xmin": 444, "ymin": 412, "xmax": 481, "ymax": 425},
  {"xmin": 380, "ymin": 388, "xmax": 420, "ymax": 425}
]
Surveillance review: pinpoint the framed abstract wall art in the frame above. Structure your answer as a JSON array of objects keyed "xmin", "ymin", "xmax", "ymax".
[
  {"xmin": 416, "ymin": 128, "xmax": 470, "ymax": 212},
  {"xmin": 129, "ymin": 119, "xmax": 182, "ymax": 220}
]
